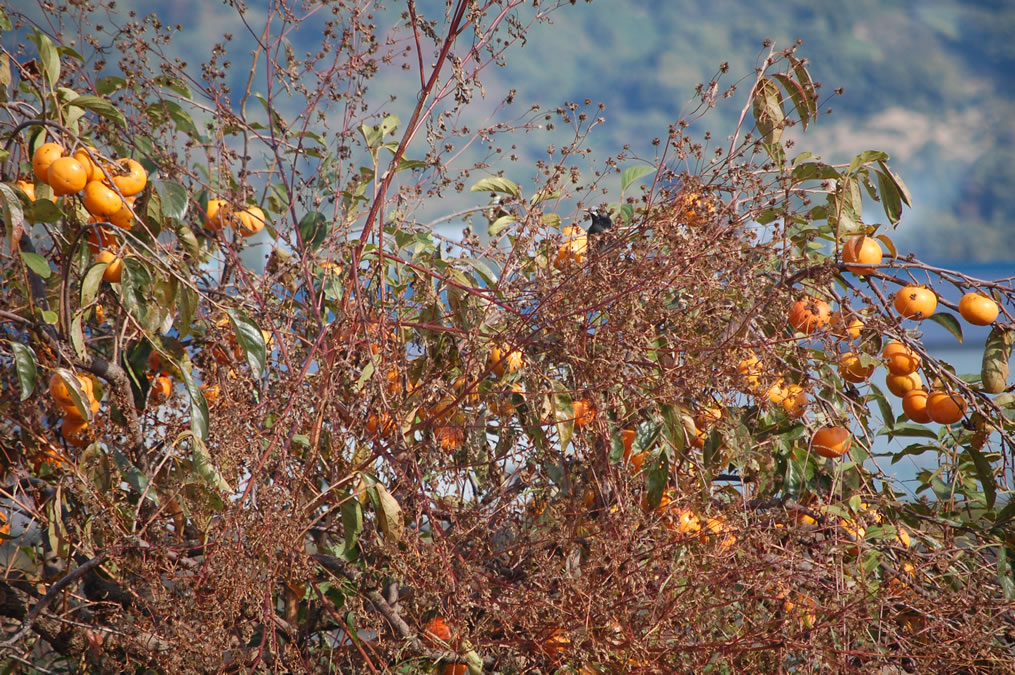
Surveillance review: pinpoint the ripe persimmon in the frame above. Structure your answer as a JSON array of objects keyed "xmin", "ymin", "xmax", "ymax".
[
  {"xmin": 487, "ymin": 343, "xmax": 522, "ymax": 377},
  {"xmin": 151, "ymin": 374, "xmax": 173, "ymax": 402},
  {"xmin": 958, "ymin": 292, "xmax": 999, "ymax": 326},
  {"xmin": 82, "ymin": 180, "xmax": 124, "ymax": 217},
  {"xmin": 882, "ymin": 341, "xmax": 920, "ymax": 375},
  {"xmin": 554, "ymin": 224, "xmax": 588, "ymax": 268},
  {"xmin": 841, "ymin": 235, "xmax": 883, "ymax": 274},
  {"xmin": 108, "ymin": 158, "xmax": 147, "ymax": 196},
  {"xmin": 781, "ymin": 384, "xmax": 807, "ymax": 417},
  {"xmin": 47, "ymin": 156, "xmax": 88, "ymax": 196},
  {"xmin": 678, "ymin": 190, "xmax": 716, "ymax": 227},
  {"xmin": 50, "ymin": 372, "xmax": 95, "ymax": 412},
  {"xmin": 32, "ymin": 142, "xmax": 64, "ymax": 182},
  {"xmin": 926, "ymin": 390, "xmax": 966, "ymax": 424},
  {"xmin": 894, "ymin": 285, "xmax": 937, "ymax": 320},
  {"xmin": 108, "ymin": 196, "xmax": 137, "ymax": 230},
  {"xmin": 96, "ymin": 250, "xmax": 124, "ymax": 283},
  {"xmin": 621, "ymin": 429, "xmax": 636, "ymax": 462},
  {"xmin": 422, "ymin": 616, "xmax": 456, "ymax": 648},
  {"xmin": 788, "ymin": 297, "xmax": 831, "ymax": 334},
  {"xmin": 901, "ymin": 389, "xmax": 932, "ymax": 423},
  {"xmin": 16, "ymin": 179, "xmax": 36, "ymax": 201},
  {"xmin": 670, "ymin": 507, "xmax": 702, "ymax": 534},
  {"xmin": 838, "ymin": 352, "xmax": 874, "ymax": 383},
  {"xmin": 73, "ymin": 147, "xmax": 104, "ymax": 181},
  {"xmin": 695, "ymin": 405, "xmax": 722, "ymax": 429},
  {"xmin": 87, "ymin": 225, "xmax": 117, "ymax": 254},
  {"xmin": 885, "ymin": 371, "xmax": 922, "ymax": 397},
  {"xmin": 811, "ymin": 425, "xmax": 851, "ymax": 459},
  {"xmin": 366, "ymin": 412, "xmax": 394, "ymax": 437},
  {"xmin": 572, "ymin": 399, "xmax": 595, "ymax": 428},
  {"xmin": 61, "ymin": 416, "xmax": 91, "ymax": 447},
  {"xmin": 830, "ymin": 310, "xmax": 863, "ymax": 340},
  {"xmin": 205, "ymin": 199, "xmax": 232, "ymax": 230},
  {"xmin": 737, "ymin": 352, "xmax": 762, "ymax": 390},
  {"xmin": 452, "ymin": 375, "xmax": 481, "ymax": 405},
  {"xmin": 200, "ymin": 383, "xmax": 220, "ymax": 404},
  {"xmin": 236, "ymin": 206, "xmax": 266, "ymax": 237}
]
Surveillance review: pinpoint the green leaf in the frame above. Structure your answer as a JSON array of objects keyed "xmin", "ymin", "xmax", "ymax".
[
  {"xmin": 458, "ymin": 257, "xmax": 499, "ymax": 287},
  {"xmin": 342, "ymin": 498, "xmax": 363, "ymax": 557},
  {"xmin": 530, "ymin": 188, "xmax": 560, "ymax": 206},
  {"xmin": 29, "ymin": 31, "xmax": 60, "ymax": 87},
  {"xmin": 541, "ymin": 213, "xmax": 562, "ymax": 228},
  {"xmin": 153, "ymin": 180, "xmax": 188, "ymax": 220},
  {"xmin": 81, "ymin": 262, "xmax": 106, "ymax": 307},
  {"xmin": 120, "ymin": 257, "xmax": 151, "ymax": 325},
  {"xmin": 998, "ymin": 548, "xmax": 1015, "ymax": 600},
  {"xmin": 881, "ymin": 424, "xmax": 939, "ymax": 440},
  {"xmin": 70, "ymin": 314, "xmax": 86, "ymax": 360},
  {"xmin": 928, "ymin": 312, "xmax": 963, "ymax": 343},
  {"xmin": 847, "ymin": 151, "xmax": 889, "ymax": 175},
  {"xmin": 620, "ymin": 165, "xmax": 655, "ymax": 193},
  {"xmin": 226, "ymin": 310, "xmax": 267, "ymax": 378},
  {"xmin": 875, "ymin": 170, "xmax": 903, "ymax": 224},
  {"xmin": 554, "ymin": 394, "xmax": 575, "ymax": 455},
  {"xmin": 11, "ymin": 341, "xmax": 38, "ymax": 401},
  {"xmin": 20, "ymin": 251, "xmax": 51, "ymax": 279},
  {"xmin": 298, "ymin": 211, "xmax": 329, "ymax": 250},
  {"xmin": 618, "ymin": 202, "xmax": 635, "ymax": 225},
  {"xmin": 488, "ymin": 214, "xmax": 516, "ymax": 236},
  {"xmin": 96, "ymin": 75, "xmax": 125, "ymax": 96},
  {"xmin": 752, "ymin": 77, "xmax": 785, "ymax": 143},
  {"xmin": 396, "ymin": 157, "xmax": 425, "ymax": 172},
  {"xmin": 375, "ymin": 483, "xmax": 403, "ymax": 543},
  {"xmin": 179, "ymin": 364, "xmax": 209, "ymax": 442},
  {"xmin": 177, "ymin": 286, "xmax": 198, "ymax": 339},
  {"xmin": 868, "ymin": 385, "xmax": 896, "ymax": 431},
  {"xmin": 646, "ymin": 454, "xmax": 669, "ymax": 509},
  {"xmin": 68, "ymin": 95, "xmax": 126, "ymax": 126},
  {"xmin": 770, "ymin": 73, "xmax": 811, "ymax": 131},
  {"xmin": 791, "ymin": 162, "xmax": 840, "ymax": 184},
  {"xmin": 965, "ymin": 445, "xmax": 997, "ymax": 509},
  {"xmin": 791, "ymin": 59, "xmax": 819, "ymax": 121},
  {"xmin": 52, "ymin": 367, "xmax": 91, "ymax": 420},
  {"xmin": 153, "ymin": 74, "xmax": 193, "ymax": 99},
  {"xmin": 468, "ymin": 176, "xmax": 521, "ymax": 199},
  {"xmin": 25, "ymin": 198, "xmax": 63, "ymax": 224},
  {"xmin": 111, "ymin": 448, "xmax": 157, "ymax": 504},
  {"xmin": 877, "ymin": 160, "xmax": 912, "ymax": 207},
  {"xmin": 930, "ymin": 475, "xmax": 952, "ymax": 500},
  {"xmin": 0, "ymin": 9, "xmax": 11, "ymax": 31},
  {"xmin": 359, "ymin": 123, "xmax": 383, "ymax": 152},
  {"xmin": 981, "ymin": 326, "xmax": 1012, "ymax": 394},
  {"xmin": 379, "ymin": 113, "xmax": 400, "ymax": 137},
  {"xmin": 0, "ymin": 183, "xmax": 24, "ymax": 239},
  {"xmin": 189, "ymin": 433, "xmax": 231, "ymax": 492}
]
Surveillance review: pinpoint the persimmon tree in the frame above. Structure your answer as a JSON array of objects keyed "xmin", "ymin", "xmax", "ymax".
[{"xmin": 2, "ymin": 2, "xmax": 1015, "ymax": 672}]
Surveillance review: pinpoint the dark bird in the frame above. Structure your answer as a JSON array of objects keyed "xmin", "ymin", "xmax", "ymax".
[{"xmin": 585, "ymin": 210, "xmax": 612, "ymax": 235}]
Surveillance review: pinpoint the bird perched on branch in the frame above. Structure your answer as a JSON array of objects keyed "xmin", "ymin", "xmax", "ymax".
[{"xmin": 585, "ymin": 209, "xmax": 613, "ymax": 235}]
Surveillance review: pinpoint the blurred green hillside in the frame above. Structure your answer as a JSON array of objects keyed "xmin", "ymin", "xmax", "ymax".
[
  {"xmin": 486, "ymin": 0, "xmax": 1015, "ymax": 263},
  {"xmin": 17, "ymin": 0, "xmax": 1014, "ymax": 261}
]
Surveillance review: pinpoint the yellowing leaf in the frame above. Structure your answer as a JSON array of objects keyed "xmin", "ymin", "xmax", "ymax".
[
  {"xmin": 375, "ymin": 483, "xmax": 403, "ymax": 543},
  {"xmin": 876, "ymin": 234, "xmax": 897, "ymax": 259}
]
